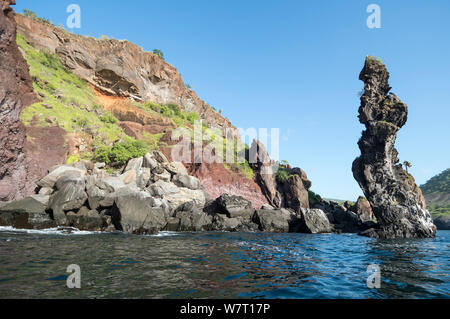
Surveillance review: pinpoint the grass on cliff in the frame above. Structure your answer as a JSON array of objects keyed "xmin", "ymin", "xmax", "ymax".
[
  {"xmin": 17, "ymin": 33, "xmax": 155, "ymax": 166},
  {"xmin": 16, "ymin": 33, "xmax": 255, "ymax": 176}
]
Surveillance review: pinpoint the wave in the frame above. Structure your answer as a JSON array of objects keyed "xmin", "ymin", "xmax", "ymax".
[{"xmin": 0, "ymin": 226, "xmax": 179, "ymax": 237}]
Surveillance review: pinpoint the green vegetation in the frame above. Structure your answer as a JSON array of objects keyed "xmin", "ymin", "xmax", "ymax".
[
  {"xmin": 22, "ymin": 9, "xmax": 53, "ymax": 26},
  {"xmin": 152, "ymin": 49, "xmax": 164, "ymax": 60},
  {"xmin": 137, "ymin": 101, "xmax": 199, "ymax": 127},
  {"xmin": 421, "ymin": 169, "xmax": 450, "ymax": 218},
  {"xmin": 94, "ymin": 140, "xmax": 149, "ymax": 165},
  {"xmin": 421, "ymin": 169, "xmax": 450, "ymax": 195},
  {"xmin": 17, "ymin": 33, "xmax": 149, "ymax": 165},
  {"xmin": 403, "ymin": 161, "xmax": 412, "ymax": 173},
  {"xmin": 100, "ymin": 112, "xmax": 118, "ymax": 124},
  {"xmin": 428, "ymin": 205, "xmax": 450, "ymax": 218},
  {"xmin": 366, "ymin": 55, "xmax": 383, "ymax": 64},
  {"xmin": 275, "ymin": 160, "xmax": 292, "ymax": 183},
  {"xmin": 309, "ymin": 191, "xmax": 323, "ymax": 206}
]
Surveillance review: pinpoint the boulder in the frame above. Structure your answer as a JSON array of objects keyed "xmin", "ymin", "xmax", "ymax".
[
  {"xmin": 143, "ymin": 153, "xmax": 158, "ymax": 169},
  {"xmin": 148, "ymin": 180, "xmax": 180, "ymax": 197},
  {"xmin": 216, "ymin": 194, "xmax": 253, "ymax": 217},
  {"xmin": 67, "ymin": 207, "xmax": 106, "ymax": 231},
  {"xmin": 352, "ymin": 57, "xmax": 436, "ymax": 238},
  {"xmin": 97, "ymin": 176, "xmax": 127, "ymax": 193},
  {"xmin": 153, "ymin": 150, "xmax": 168, "ymax": 164},
  {"xmin": 124, "ymin": 157, "xmax": 143, "ymax": 173},
  {"xmin": 37, "ymin": 165, "xmax": 86, "ymax": 188},
  {"xmin": 120, "ymin": 170, "xmax": 137, "ymax": 185},
  {"xmin": 172, "ymin": 174, "xmax": 201, "ymax": 190},
  {"xmin": 136, "ymin": 168, "xmax": 151, "ymax": 189},
  {"xmin": 165, "ymin": 162, "xmax": 188, "ymax": 176},
  {"xmin": 297, "ymin": 208, "xmax": 333, "ymax": 234},
  {"xmin": 212, "ymin": 214, "xmax": 244, "ymax": 232},
  {"xmin": 112, "ymin": 188, "xmax": 169, "ymax": 234},
  {"xmin": 49, "ymin": 174, "xmax": 88, "ymax": 212},
  {"xmin": 38, "ymin": 187, "xmax": 54, "ymax": 196},
  {"xmin": 153, "ymin": 169, "xmax": 171, "ymax": 182},
  {"xmin": 86, "ymin": 185, "xmax": 107, "ymax": 211},
  {"xmin": 0, "ymin": 195, "xmax": 55, "ymax": 229},
  {"xmin": 282, "ymin": 174, "xmax": 310, "ymax": 212},
  {"xmin": 174, "ymin": 211, "xmax": 213, "ymax": 231},
  {"xmin": 164, "ymin": 188, "xmax": 206, "ymax": 211},
  {"xmin": 253, "ymin": 209, "xmax": 294, "ymax": 233},
  {"xmin": 353, "ymin": 196, "xmax": 374, "ymax": 223}
]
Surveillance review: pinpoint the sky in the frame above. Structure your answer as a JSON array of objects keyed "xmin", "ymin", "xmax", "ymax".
[{"xmin": 15, "ymin": 0, "xmax": 450, "ymax": 200}]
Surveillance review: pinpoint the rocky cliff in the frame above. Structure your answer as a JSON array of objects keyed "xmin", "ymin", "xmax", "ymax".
[
  {"xmin": 14, "ymin": 13, "xmax": 234, "ymax": 131},
  {"xmin": 352, "ymin": 57, "xmax": 436, "ymax": 238},
  {"xmin": 0, "ymin": 3, "xmax": 327, "ymax": 234},
  {"xmin": 0, "ymin": 0, "xmax": 37, "ymax": 201}
]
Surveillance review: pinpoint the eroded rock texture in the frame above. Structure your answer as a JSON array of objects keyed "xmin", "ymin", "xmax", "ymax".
[
  {"xmin": 0, "ymin": 0, "xmax": 36, "ymax": 201},
  {"xmin": 352, "ymin": 57, "xmax": 436, "ymax": 238}
]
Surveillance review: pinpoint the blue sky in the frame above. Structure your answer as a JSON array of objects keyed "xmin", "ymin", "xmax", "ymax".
[{"xmin": 15, "ymin": 0, "xmax": 450, "ymax": 200}]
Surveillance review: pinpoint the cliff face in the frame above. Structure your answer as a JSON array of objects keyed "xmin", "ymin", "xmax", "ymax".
[
  {"xmin": 14, "ymin": 14, "xmax": 234, "ymax": 131},
  {"xmin": 353, "ymin": 57, "xmax": 436, "ymax": 238},
  {"xmin": 0, "ymin": 0, "xmax": 36, "ymax": 200}
]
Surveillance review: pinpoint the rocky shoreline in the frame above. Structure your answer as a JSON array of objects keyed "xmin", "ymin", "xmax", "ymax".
[{"xmin": 0, "ymin": 151, "xmax": 376, "ymax": 235}]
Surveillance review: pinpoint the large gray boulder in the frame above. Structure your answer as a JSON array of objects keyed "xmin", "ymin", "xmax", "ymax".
[
  {"xmin": 216, "ymin": 194, "xmax": 253, "ymax": 217},
  {"xmin": 48, "ymin": 174, "xmax": 88, "ymax": 226},
  {"xmin": 148, "ymin": 180, "xmax": 205, "ymax": 211},
  {"xmin": 172, "ymin": 174, "xmax": 201, "ymax": 190},
  {"xmin": 112, "ymin": 188, "xmax": 169, "ymax": 234},
  {"xmin": 124, "ymin": 157, "xmax": 143, "ymax": 173},
  {"xmin": 165, "ymin": 162, "xmax": 188, "ymax": 176},
  {"xmin": 37, "ymin": 165, "xmax": 86, "ymax": 188},
  {"xmin": 253, "ymin": 209, "xmax": 294, "ymax": 233},
  {"xmin": 0, "ymin": 195, "xmax": 55, "ymax": 229},
  {"xmin": 170, "ymin": 211, "xmax": 213, "ymax": 231},
  {"xmin": 298, "ymin": 208, "xmax": 333, "ymax": 234},
  {"xmin": 212, "ymin": 214, "xmax": 244, "ymax": 232}
]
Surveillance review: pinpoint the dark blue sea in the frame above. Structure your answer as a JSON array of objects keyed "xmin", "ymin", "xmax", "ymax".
[{"xmin": 0, "ymin": 227, "xmax": 448, "ymax": 299}]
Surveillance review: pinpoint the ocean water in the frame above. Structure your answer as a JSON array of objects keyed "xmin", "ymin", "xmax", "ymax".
[{"xmin": 0, "ymin": 227, "xmax": 448, "ymax": 299}]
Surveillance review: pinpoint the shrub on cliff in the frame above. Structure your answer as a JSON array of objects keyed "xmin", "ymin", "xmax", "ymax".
[
  {"xmin": 152, "ymin": 49, "xmax": 164, "ymax": 60},
  {"xmin": 308, "ymin": 191, "xmax": 323, "ymax": 207},
  {"xmin": 94, "ymin": 139, "xmax": 149, "ymax": 165},
  {"xmin": 100, "ymin": 112, "xmax": 119, "ymax": 124}
]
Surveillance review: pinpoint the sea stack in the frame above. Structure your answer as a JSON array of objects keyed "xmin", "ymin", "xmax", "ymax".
[{"xmin": 352, "ymin": 56, "xmax": 436, "ymax": 238}]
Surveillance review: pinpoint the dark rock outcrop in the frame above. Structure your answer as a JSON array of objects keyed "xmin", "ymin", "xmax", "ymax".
[
  {"xmin": 347, "ymin": 196, "xmax": 374, "ymax": 223},
  {"xmin": 0, "ymin": 0, "xmax": 37, "ymax": 201},
  {"xmin": 215, "ymin": 194, "xmax": 253, "ymax": 217},
  {"xmin": 0, "ymin": 194, "xmax": 55, "ymax": 229},
  {"xmin": 282, "ymin": 169, "xmax": 311, "ymax": 212},
  {"xmin": 353, "ymin": 57, "xmax": 436, "ymax": 238},
  {"xmin": 249, "ymin": 140, "xmax": 282, "ymax": 208}
]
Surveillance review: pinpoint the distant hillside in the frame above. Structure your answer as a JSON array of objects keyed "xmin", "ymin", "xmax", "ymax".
[
  {"xmin": 420, "ymin": 169, "xmax": 450, "ymax": 220},
  {"xmin": 421, "ymin": 169, "xmax": 450, "ymax": 206}
]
